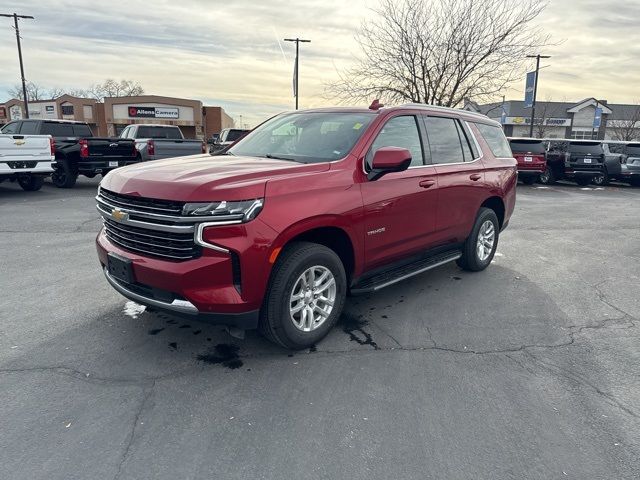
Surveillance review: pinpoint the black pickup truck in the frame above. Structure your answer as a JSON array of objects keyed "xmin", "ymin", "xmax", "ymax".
[
  {"xmin": 540, "ymin": 140, "xmax": 606, "ymax": 186},
  {"xmin": 0, "ymin": 119, "xmax": 138, "ymax": 188}
]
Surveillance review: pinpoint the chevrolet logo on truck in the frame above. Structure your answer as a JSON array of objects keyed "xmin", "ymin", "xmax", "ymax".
[
  {"xmin": 111, "ymin": 208, "xmax": 128, "ymax": 222},
  {"xmin": 14, "ymin": 139, "xmax": 25, "ymax": 146}
]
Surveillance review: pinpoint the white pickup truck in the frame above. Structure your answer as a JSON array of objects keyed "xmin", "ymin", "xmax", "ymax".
[
  {"xmin": 0, "ymin": 134, "xmax": 55, "ymax": 191},
  {"xmin": 119, "ymin": 124, "xmax": 204, "ymax": 161}
]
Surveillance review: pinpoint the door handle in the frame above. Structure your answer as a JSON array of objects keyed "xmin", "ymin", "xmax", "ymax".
[
  {"xmin": 469, "ymin": 173, "xmax": 482, "ymax": 181},
  {"xmin": 419, "ymin": 179, "xmax": 436, "ymax": 188}
]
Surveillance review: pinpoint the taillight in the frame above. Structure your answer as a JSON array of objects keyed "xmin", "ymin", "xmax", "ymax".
[
  {"xmin": 147, "ymin": 139, "xmax": 155, "ymax": 156},
  {"xmin": 79, "ymin": 139, "xmax": 89, "ymax": 158},
  {"xmin": 201, "ymin": 141, "xmax": 206, "ymax": 154},
  {"xmin": 49, "ymin": 137, "xmax": 55, "ymax": 156}
]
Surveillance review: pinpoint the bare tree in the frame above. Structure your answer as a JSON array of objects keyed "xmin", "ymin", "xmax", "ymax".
[
  {"xmin": 8, "ymin": 81, "xmax": 48, "ymax": 101},
  {"xmin": 533, "ymin": 98, "xmax": 553, "ymax": 138},
  {"xmin": 327, "ymin": 0, "xmax": 550, "ymax": 107},
  {"xmin": 608, "ymin": 104, "xmax": 640, "ymax": 141},
  {"xmin": 85, "ymin": 79, "xmax": 144, "ymax": 100}
]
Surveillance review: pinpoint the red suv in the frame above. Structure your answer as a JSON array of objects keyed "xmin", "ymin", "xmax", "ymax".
[
  {"xmin": 508, "ymin": 137, "xmax": 547, "ymax": 185},
  {"xmin": 96, "ymin": 104, "xmax": 516, "ymax": 349}
]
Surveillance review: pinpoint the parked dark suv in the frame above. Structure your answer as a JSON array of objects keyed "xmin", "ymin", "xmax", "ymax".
[
  {"xmin": 96, "ymin": 104, "xmax": 516, "ymax": 349},
  {"xmin": 540, "ymin": 139, "xmax": 605, "ymax": 186}
]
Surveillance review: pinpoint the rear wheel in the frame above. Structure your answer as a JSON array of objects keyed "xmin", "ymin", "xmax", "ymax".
[
  {"xmin": 576, "ymin": 177, "xmax": 591, "ymax": 186},
  {"xmin": 17, "ymin": 175, "xmax": 44, "ymax": 191},
  {"xmin": 457, "ymin": 208, "xmax": 499, "ymax": 272},
  {"xmin": 52, "ymin": 159, "xmax": 77, "ymax": 188},
  {"xmin": 259, "ymin": 242, "xmax": 347, "ymax": 349},
  {"xmin": 521, "ymin": 175, "xmax": 536, "ymax": 185},
  {"xmin": 592, "ymin": 170, "xmax": 609, "ymax": 186},
  {"xmin": 538, "ymin": 166, "xmax": 556, "ymax": 185}
]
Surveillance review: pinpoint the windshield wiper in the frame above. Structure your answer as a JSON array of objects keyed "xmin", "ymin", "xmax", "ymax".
[{"xmin": 262, "ymin": 154, "xmax": 301, "ymax": 162}]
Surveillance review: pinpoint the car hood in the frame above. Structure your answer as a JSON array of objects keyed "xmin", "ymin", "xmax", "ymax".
[{"xmin": 100, "ymin": 154, "xmax": 331, "ymax": 201}]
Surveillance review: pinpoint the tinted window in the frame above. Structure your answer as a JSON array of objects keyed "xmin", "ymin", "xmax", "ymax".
[
  {"xmin": 425, "ymin": 117, "xmax": 465, "ymax": 164},
  {"xmin": 226, "ymin": 129, "xmax": 248, "ymax": 142},
  {"xmin": 41, "ymin": 122, "xmax": 75, "ymax": 137},
  {"xmin": 369, "ymin": 116, "xmax": 425, "ymax": 168},
  {"xmin": 509, "ymin": 139, "xmax": 546, "ymax": 154},
  {"xmin": 568, "ymin": 142, "xmax": 603, "ymax": 154},
  {"xmin": 1, "ymin": 122, "xmax": 20, "ymax": 134},
  {"xmin": 626, "ymin": 144, "xmax": 640, "ymax": 155},
  {"xmin": 73, "ymin": 124, "xmax": 93, "ymax": 137},
  {"xmin": 606, "ymin": 143, "xmax": 625, "ymax": 154},
  {"xmin": 475, "ymin": 123, "xmax": 512, "ymax": 158},
  {"xmin": 455, "ymin": 121, "xmax": 474, "ymax": 161},
  {"xmin": 229, "ymin": 112, "xmax": 375, "ymax": 163},
  {"xmin": 137, "ymin": 126, "xmax": 182, "ymax": 139},
  {"xmin": 19, "ymin": 122, "xmax": 38, "ymax": 134}
]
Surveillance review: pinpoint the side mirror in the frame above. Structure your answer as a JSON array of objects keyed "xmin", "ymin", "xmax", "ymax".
[{"xmin": 368, "ymin": 146, "xmax": 412, "ymax": 181}]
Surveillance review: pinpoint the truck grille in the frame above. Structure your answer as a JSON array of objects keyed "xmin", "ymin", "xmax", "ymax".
[
  {"xmin": 103, "ymin": 218, "xmax": 200, "ymax": 260},
  {"xmin": 99, "ymin": 188, "xmax": 184, "ymax": 215}
]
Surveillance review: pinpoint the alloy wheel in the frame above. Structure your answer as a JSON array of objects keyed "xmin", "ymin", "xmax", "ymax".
[
  {"xmin": 289, "ymin": 265, "xmax": 336, "ymax": 332},
  {"xmin": 476, "ymin": 220, "xmax": 496, "ymax": 262}
]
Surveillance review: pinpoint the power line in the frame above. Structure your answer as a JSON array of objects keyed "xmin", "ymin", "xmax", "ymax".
[
  {"xmin": 284, "ymin": 38, "xmax": 310, "ymax": 110},
  {"xmin": 1, "ymin": 13, "xmax": 34, "ymax": 119}
]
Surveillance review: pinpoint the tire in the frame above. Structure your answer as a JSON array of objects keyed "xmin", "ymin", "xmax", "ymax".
[
  {"xmin": 456, "ymin": 208, "xmax": 499, "ymax": 272},
  {"xmin": 591, "ymin": 170, "xmax": 609, "ymax": 186},
  {"xmin": 521, "ymin": 176, "xmax": 536, "ymax": 185},
  {"xmin": 17, "ymin": 175, "xmax": 44, "ymax": 191},
  {"xmin": 259, "ymin": 242, "xmax": 347, "ymax": 349},
  {"xmin": 538, "ymin": 166, "xmax": 556, "ymax": 185},
  {"xmin": 51, "ymin": 159, "xmax": 78, "ymax": 188},
  {"xmin": 576, "ymin": 177, "xmax": 591, "ymax": 186}
]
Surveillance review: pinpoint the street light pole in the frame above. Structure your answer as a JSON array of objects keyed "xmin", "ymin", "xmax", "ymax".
[
  {"xmin": 284, "ymin": 37, "xmax": 310, "ymax": 110},
  {"xmin": 526, "ymin": 54, "xmax": 550, "ymax": 138},
  {"xmin": 1, "ymin": 13, "xmax": 34, "ymax": 119}
]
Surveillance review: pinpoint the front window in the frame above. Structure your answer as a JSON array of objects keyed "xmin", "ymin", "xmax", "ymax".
[
  {"xmin": 226, "ymin": 129, "xmax": 247, "ymax": 142},
  {"xmin": 228, "ymin": 112, "xmax": 375, "ymax": 163}
]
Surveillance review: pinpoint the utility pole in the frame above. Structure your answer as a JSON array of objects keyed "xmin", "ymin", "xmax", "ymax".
[
  {"xmin": 1, "ymin": 13, "xmax": 34, "ymax": 119},
  {"xmin": 284, "ymin": 37, "xmax": 310, "ymax": 110},
  {"xmin": 526, "ymin": 54, "xmax": 550, "ymax": 138}
]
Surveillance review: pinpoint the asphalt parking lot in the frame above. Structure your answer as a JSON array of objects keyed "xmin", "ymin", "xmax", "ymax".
[{"xmin": 1, "ymin": 177, "xmax": 639, "ymax": 480}]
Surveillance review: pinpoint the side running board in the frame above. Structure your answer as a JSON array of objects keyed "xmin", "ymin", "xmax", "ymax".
[{"xmin": 350, "ymin": 250, "xmax": 462, "ymax": 295}]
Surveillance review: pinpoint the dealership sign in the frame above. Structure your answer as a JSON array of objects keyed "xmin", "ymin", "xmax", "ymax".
[
  {"xmin": 128, "ymin": 106, "xmax": 179, "ymax": 119},
  {"xmin": 505, "ymin": 117, "xmax": 571, "ymax": 127}
]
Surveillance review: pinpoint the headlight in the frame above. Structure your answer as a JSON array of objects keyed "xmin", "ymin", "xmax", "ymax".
[{"xmin": 182, "ymin": 198, "xmax": 263, "ymax": 222}]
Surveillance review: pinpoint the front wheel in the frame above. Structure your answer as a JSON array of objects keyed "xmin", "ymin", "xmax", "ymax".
[
  {"xmin": 259, "ymin": 242, "xmax": 347, "ymax": 349},
  {"xmin": 538, "ymin": 166, "xmax": 556, "ymax": 185},
  {"xmin": 17, "ymin": 175, "xmax": 44, "ymax": 191},
  {"xmin": 592, "ymin": 171, "xmax": 609, "ymax": 186},
  {"xmin": 457, "ymin": 208, "xmax": 499, "ymax": 272},
  {"xmin": 51, "ymin": 159, "xmax": 78, "ymax": 188}
]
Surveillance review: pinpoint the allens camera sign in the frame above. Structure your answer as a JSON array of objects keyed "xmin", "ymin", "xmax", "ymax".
[{"xmin": 128, "ymin": 106, "xmax": 179, "ymax": 119}]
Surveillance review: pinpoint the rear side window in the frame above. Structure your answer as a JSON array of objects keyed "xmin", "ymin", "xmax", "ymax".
[
  {"xmin": 626, "ymin": 143, "xmax": 640, "ymax": 155},
  {"xmin": 475, "ymin": 123, "xmax": 512, "ymax": 158},
  {"xmin": 1, "ymin": 122, "xmax": 20, "ymax": 134},
  {"xmin": 18, "ymin": 122, "xmax": 38, "ymax": 134},
  {"xmin": 137, "ymin": 126, "xmax": 181, "ymax": 139},
  {"xmin": 41, "ymin": 122, "xmax": 75, "ymax": 137},
  {"xmin": 226, "ymin": 129, "xmax": 247, "ymax": 142},
  {"xmin": 425, "ymin": 116, "xmax": 466, "ymax": 164},
  {"xmin": 73, "ymin": 124, "xmax": 93, "ymax": 137},
  {"xmin": 369, "ymin": 115, "xmax": 425, "ymax": 168},
  {"xmin": 509, "ymin": 139, "xmax": 545, "ymax": 154}
]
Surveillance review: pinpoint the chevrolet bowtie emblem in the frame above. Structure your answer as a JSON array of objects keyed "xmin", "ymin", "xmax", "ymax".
[
  {"xmin": 14, "ymin": 140, "xmax": 25, "ymax": 146},
  {"xmin": 111, "ymin": 208, "xmax": 128, "ymax": 222}
]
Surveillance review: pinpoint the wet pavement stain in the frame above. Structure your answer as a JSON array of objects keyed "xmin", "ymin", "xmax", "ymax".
[
  {"xmin": 309, "ymin": 344, "xmax": 317, "ymax": 353},
  {"xmin": 381, "ymin": 315, "xmax": 388, "ymax": 319},
  {"xmin": 452, "ymin": 276, "xmax": 462, "ymax": 281},
  {"xmin": 196, "ymin": 344, "xmax": 243, "ymax": 369},
  {"xmin": 168, "ymin": 342, "xmax": 178, "ymax": 350},
  {"xmin": 166, "ymin": 319, "xmax": 178, "ymax": 325},
  {"xmin": 341, "ymin": 312, "xmax": 379, "ymax": 349},
  {"xmin": 148, "ymin": 328, "xmax": 165, "ymax": 335},
  {"xmin": 179, "ymin": 324, "xmax": 191, "ymax": 329},
  {"xmin": 193, "ymin": 330, "xmax": 202, "ymax": 335}
]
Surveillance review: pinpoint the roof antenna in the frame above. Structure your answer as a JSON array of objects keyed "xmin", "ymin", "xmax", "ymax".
[{"xmin": 369, "ymin": 99, "xmax": 384, "ymax": 111}]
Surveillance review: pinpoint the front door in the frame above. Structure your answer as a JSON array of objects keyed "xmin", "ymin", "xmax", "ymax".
[{"xmin": 360, "ymin": 114, "xmax": 439, "ymax": 270}]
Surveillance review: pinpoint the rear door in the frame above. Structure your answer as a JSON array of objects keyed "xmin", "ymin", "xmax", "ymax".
[
  {"xmin": 426, "ymin": 115, "xmax": 486, "ymax": 244},
  {"xmin": 361, "ymin": 114, "xmax": 439, "ymax": 270}
]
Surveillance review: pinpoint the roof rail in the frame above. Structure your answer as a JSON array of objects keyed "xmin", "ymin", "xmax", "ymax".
[{"xmin": 397, "ymin": 103, "xmax": 495, "ymax": 122}]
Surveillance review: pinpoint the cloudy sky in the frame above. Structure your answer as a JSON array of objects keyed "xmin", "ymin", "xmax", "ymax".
[{"xmin": 1, "ymin": 0, "xmax": 639, "ymax": 126}]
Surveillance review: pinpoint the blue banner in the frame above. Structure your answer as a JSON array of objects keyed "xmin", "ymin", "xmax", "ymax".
[
  {"xmin": 524, "ymin": 71, "xmax": 536, "ymax": 108},
  {"xmin": 593, "ymin": 107, "xmax": 603, "ymax": 129}
]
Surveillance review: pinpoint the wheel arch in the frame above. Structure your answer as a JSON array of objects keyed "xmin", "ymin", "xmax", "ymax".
[{"xmin": 480, "ymin": 196, "xmax": 505, "ymax": 229}]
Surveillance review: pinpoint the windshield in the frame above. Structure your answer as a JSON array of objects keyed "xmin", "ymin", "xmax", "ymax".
[
  {"xmin": 228, "ymin": 112, "xmax": 375, "ymax": 163},
  {"xmin": 568, "ymin": 142, "xmax": 603, "ymax": 154},
  {"xmin": 138, "ymin": 126, "xmax": 182, "ymax": 139},
  {"xmin": 509, "ymin": 140, "xmax": 545, "ymax": 154}
]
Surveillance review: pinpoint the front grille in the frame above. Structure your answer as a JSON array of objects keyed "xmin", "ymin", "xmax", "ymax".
[
  {"xmin": 99, "ymin": 188, "xmax": 185, "ymax": 215},
  {"xmin": 103, "ymin": 218, "xmax": 200, "ymax": 260},
  {"xmin": 7, "ymin": 161, "xmax": 37, "ymax": 169}
]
